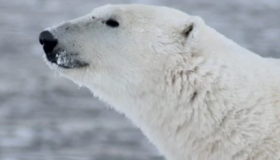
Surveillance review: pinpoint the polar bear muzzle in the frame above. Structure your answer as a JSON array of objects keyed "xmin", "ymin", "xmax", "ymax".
[{"xmin": 39, "ymin": 30, "xmax": 88, "ymax": 69}]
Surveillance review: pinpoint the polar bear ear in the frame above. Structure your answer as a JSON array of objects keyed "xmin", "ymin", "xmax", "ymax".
[
  {"xmin": 181, "ymin": 16, "xmax": 204, "ymax": 45},
  {"xmin": 183, "ymin": 21, "xmax": 194, "ymax": 38}
]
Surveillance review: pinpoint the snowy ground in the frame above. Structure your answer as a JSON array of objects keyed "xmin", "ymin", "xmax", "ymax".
[{"xmin": 0, "ymin": 0, "xmax": 279, "ymax": 160}]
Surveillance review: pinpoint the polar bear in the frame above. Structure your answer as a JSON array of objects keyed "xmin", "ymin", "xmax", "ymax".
[{"xmin": 39, "ymin": 4, "xmax": 280, "ymax": 160}]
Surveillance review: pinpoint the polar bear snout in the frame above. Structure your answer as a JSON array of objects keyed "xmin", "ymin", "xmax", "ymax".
[
  {"xmin": 39, "ymin": 29, "xmax": 89, "ymax": 69},
  {"xmin": 39, "ymin": 30, "xmax": 58, "ymax": 63}
]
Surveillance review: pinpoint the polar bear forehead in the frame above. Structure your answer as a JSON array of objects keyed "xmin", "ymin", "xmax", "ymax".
[{"xmin": 91, "ymin": 4, "xmax": 190, "ymax": 24}]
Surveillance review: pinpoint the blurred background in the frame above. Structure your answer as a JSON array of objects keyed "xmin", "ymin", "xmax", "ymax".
[{"xmin": 0, "ymin": 0, "xmax": 279, "ymax": 160}]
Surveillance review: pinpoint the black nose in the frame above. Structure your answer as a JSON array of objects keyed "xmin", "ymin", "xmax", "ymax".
[{"xmin": 39, "ymin": 31, "xmax": 58, "ymax": 53}]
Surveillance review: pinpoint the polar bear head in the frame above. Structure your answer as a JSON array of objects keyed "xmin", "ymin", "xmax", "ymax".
[{"xmin": 39, "ymin": 4, "xmax": 205, "ymax": 114}]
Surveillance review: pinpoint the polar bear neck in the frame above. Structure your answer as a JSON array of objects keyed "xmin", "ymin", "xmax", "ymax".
[{"xmin": 86, "ymin": 25, "xmax": 279, "ymax": 160}]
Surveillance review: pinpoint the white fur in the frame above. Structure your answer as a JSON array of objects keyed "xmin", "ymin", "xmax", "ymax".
[{"xmin": 44, "ymin": 4, "xmax": 280, "ymax": 160}]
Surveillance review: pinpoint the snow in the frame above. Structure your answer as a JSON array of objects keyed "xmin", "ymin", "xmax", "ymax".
[{"xmin": 56, "ymin": 50, "xmax": 68, "ymax": 66}]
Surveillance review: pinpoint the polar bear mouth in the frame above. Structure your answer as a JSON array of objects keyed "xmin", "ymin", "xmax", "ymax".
[{"xmin": 49, "ymin": 50, "xmax": 89, "ymax": 69}]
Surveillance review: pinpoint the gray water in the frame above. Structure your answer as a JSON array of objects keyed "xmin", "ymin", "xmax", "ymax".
[{"xmin": 0, "ymin": 0, "xmax": 279, "ymax": 160}]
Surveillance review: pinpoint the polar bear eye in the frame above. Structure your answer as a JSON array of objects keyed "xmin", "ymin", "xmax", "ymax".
[{"xmin": 105, "ymin": 18, "xmax": 119, "ymax": 28}]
